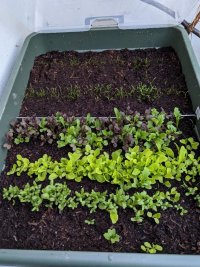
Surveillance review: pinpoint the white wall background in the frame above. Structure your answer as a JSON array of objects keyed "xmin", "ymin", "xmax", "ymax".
[{"xmin": 0, "ymin": 0, "xmax": 200, "ymax": 98}]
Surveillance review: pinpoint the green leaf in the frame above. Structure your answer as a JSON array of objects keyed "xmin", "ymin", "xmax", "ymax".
[
  {"xmin": 85, "ymin": 144, "xmax": 91, "ymax": 154},
  {"xmin": 16, "ymin": 154, "xmax": 23, "ymax": 161},
  {"xmin": 178, "ymin": 146, "xmax": 187, "ymax": 164},
  {"xmin": 103, "ymin": 228, "xmax": 120, "ymax": 244},
  {"xmin": 180, "ymin": 139, "xmax": 187, "ymax": 145},
  {"xmin": 164, "ymin": 181, "xmax": 171, "ymax": 188},
  {"xmin": 36, "ymin": 174, "xmax": 46, "ymax": 182},
  {"xmin": 165, "ymin": 148, "xmax": 174, "ymax": 158},
  {"xmin": 110, "ymin": 209, "xmax": 119, "ymax": 224},
  {"xmin": 141, "ymin": 245, "xmax": 146, "ymax": 252},
  {"xmin": 141, "ymin": 167, "xmax": 150, "ymax": 179},
  {"xmin": 132, "ymin": 169, "xmax": 140, "ymax": 176},
  {"xmin": 185, "ymin": 175, "xmax": 191, "ymax": 182},
  {"xmin": 49, "ymin": 173, "xmax": 58, "ymax": 180},
  {"xmin": 154, "ymin": 213, "xmax": 161, "ymax": 219},
  {"xmin": 67, "ymin": 173, "xmax": 76, "ymax": 179},
  {"xmin": 165, "ymin": 168, "xmax": 173, "ymax": 179},
  {"xmin": 149, "ymin": 248, "xmax": 156, "ymax": 254},
  {"xmin": 173, "ymin": 107, "xmax": 181, "ymax": 127},
  {"xmin": 75, "ymin": 176, "xmax": 82, "ymax": 182},
  {"xmin": 114, "ymin": 108, "xmax": 122, "ymax": 121},
  {"xmin": 14, "ymin": 138, "xmax": 21, "ymax": 145},
  {"xmin": 155, "ymin": 245, "xmax": 163, "ymax": 251},
  {"xmin": 188, "ymin": 137, "xmax": 199, "ymax": 150},
  {"xmin": 147, "ymin": 212, "xmax": 152, "ymax": 218},
  {"xmin": 112, "ymin": 150, "xmax": 122, "ymax": 161},
  {"xmin": 144, "ymin": 242, "xmax": 151, "ymax": 248},
  {"xmin": 42, "ymin": 193, "xmax": 49, "ymax": 199}
]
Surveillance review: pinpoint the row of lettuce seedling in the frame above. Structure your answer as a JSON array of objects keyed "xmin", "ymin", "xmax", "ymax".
[{"xmin": 5, "ymin": 108, "xmax": 182, "ymax": 151}]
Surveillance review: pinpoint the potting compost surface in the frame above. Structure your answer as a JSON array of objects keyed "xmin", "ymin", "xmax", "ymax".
[
  {"xmin": 20, "ymin": 48, "xmax": 192, "ymax": 116},
  {"xmin": 0, "ymin": 48, "xmax": 200, "ymax": 254}
]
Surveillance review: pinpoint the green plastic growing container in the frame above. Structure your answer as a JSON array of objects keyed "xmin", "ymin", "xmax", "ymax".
[{"xmin": 0, "ymin": 26, "xmax": 200, "ymax": 267}]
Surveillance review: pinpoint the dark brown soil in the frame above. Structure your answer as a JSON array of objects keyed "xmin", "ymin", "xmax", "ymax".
[
  {"xmin": 0, "ymin": 140, "xmax": 200, "ymax": 253},
  {"xmin": 20, "ymin": 48, "xmax": 193, "ymax": 116},
  {"xmin": 0, "ymin": 47, "xmax": 199, "ymax": 253}
]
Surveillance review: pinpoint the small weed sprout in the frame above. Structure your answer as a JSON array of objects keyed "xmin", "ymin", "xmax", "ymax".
[
  {"xmin": 133, "ymin": 58, "xmax": 143, "ymax": 70},
  {"xmin": 48, "ymin": 87, "xmax": 61, "ymax": 99},
  {"xmin": 143, "ymin": 57, "xmax": 150, "ymax": 67},
  {"xmin": 67, "ymin": 85, "xmax": 80, "ymax": 100},
  {"xmin": 26, "ymin": 86, "xmax": 64, "ymax": 99},
  {"xmin": 128, "ymin": 85, "xmax": 136, "ymax": 97},
  {"xmin": 37, "ymin": 88, "xmax": 46, "ymax": 98},
  {"xmin": 93, "ymin": 84, "xmax": 112, "ymax": 95},
  {"xmin": 92, "ymin": 84, "xmax": 113, "ymax": 101},
  {"xmin": 116, "ymin": 87, "xmax": 128, "ymax": 99},
  {"xmin": 26, "ymin": 88, "xmax": 46, "ymax": 98},
  {"xmin": 166, "ymin": 87, "xmax": 188, "ymax": 98},
  {"xmin": 26, "ymin": 85, "xmax": 36, "ymax": 97},
  {"xmin": 133, "ymin": 58, "xmax": 150, "ymax": 70},
  {"xmin": 115, "ymin": 56, "xmax": 125, "ymax": 65},
  {"xmin": 84, "ymin": 219, "xmax": 95, "ymax": 225},
  {"xmin": 85, "ymin": 57, "xmax": 101, "ymax": 65},
  {"xmin": 136, "ymin": 83, "xmax": 159, "ymax": 102},
  {"xmin": 69, "ymin": 57, "xmax": 79, "ymax": 67}
]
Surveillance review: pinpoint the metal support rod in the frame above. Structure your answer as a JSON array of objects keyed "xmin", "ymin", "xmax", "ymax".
[
  {"xmin": 16, "ymin": 114, "xmax": 197, "ymax": 120},
  {"xmin": 180, "ymin": 114, "xmax": 196, "ymax": 117},
  {"xmin": 16, "ymin": 117, "xmax": 119, "ymax": 120}
]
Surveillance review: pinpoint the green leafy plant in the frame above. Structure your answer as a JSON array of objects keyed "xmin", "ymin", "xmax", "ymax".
[
  {"xmin": 103, "ymin": 229, "xmax": 120, "ymax": 244},
  {"xmin": 57, "ymin": 121, "xmax": 81, "ymax": 149},
  {"xmin": 39, "ymin": 118, "xmax": 48, "ymax": 133},
  {"xmin": 7, "ymin": 154, "xmax": 30, "ymax": 176},
  {"xmin": 141, "ymin": 242, "xmax": 163, "ymax": 254},
  {"xmin": 2, "ymin": 185, "xmax": 20, "ymax": 202}
]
